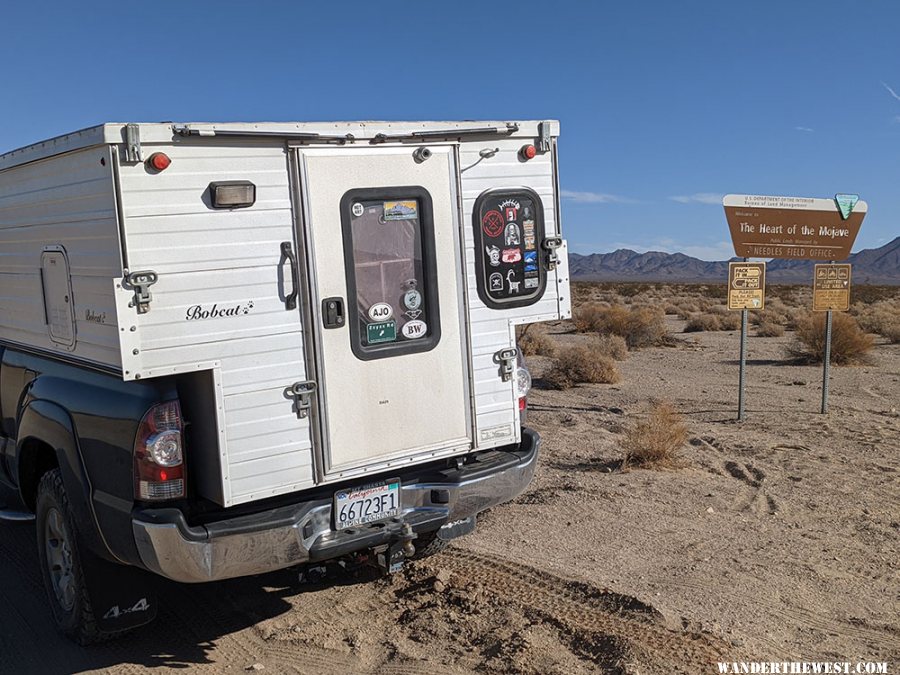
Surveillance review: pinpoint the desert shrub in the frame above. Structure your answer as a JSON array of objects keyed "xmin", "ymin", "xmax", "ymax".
[
  {"xmin": 852, "ymin": 285, "xmax": 899, "ymax": 304},
  {"xmin": 596, "ymin": 334, "xmax": 628, "ymax": 361},
  {"xmin": 677, "ymin": 303, "xmax": 699, "ymax": 320},
  {"xmin": 706, "ymin": 305, "xmax": 728, "ymax": 316},
  {"xmin": 718, "ymin": 312, "xmax": 742, "ymax": 330},
  {"xmin": 756, "ymin": 320, "xmax": 785, "ymax": 337},
  {"xmin": 752, "ymin": 308, "xmax": 788, "ymax": 327},
  {"xmin": 853, "ymin": 302, "xmax": 900, "ymax": 338},
  {"xmin": 622, "ymin": 401, "xmax": 689, "ymax": 468},
  {"xmin": 618, "ymin": 307, "xmax": 668, "ymax": 348},
  {"xmin": 574, "ymin": 302, "xmax": 609, "ymax": 332},
  {"xmin": 884, "ymin": 323, "xmax": 900, "ymax": 344},
  {"xmin": 664, "ymin": 303, "xmax": 681, "ymax": 316},
  {"xmin": 518, "ymin": 329, "xmax": 557, "ymax": 357},
  {"xmin": 788, "ymin": 313, "xmax": 874, "ymax": 365},
  {"xmin": 545, "ymin": 345, "xmax": 621, "ymax": 389},
  {"xmin": 684, "ymin": 314, "xmax": 721, "ymax": 332},
  {"xmin": 700, "ymin": 284, "xmax": 728, "ymax": 300}
]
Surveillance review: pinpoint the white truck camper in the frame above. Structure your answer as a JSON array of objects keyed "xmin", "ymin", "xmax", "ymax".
[{"xmin": 0, "ymin": 121, "xmax": 570, "ymax": 639}]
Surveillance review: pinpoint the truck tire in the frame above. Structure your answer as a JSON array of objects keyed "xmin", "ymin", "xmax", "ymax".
[
  {"xmin": 35, "ymin": 469, "xmax": 102, "ymax": 645},
  {"xmin": 411, "ymin": 530, "xmax": 449, "ymax": 560}
]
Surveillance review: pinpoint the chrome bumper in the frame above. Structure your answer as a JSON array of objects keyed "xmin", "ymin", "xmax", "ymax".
[{"xmin": 132, "ymin": 429, "xmax": 539, "ymax": 583}]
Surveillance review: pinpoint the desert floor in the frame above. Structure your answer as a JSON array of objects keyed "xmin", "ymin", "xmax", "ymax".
[{"xmin": 1, "ymin": 292, "xmax": 898, "ymax": 674}]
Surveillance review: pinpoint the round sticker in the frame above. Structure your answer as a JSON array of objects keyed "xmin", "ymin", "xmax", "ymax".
[
  {"xmin": 402, "ymin": 320, "xmax": 427, "ymax": 339},
  {"xmin": 482, "ymin": 210, "xmax": 504, "ymax": 238},
  {"xmin": 367, "ymin": 302, "xmax": 393, "ymax": 321},
  {"xmin": 403, "ymin": 289, "xmax": 422, "ymax": 310},
  {"xmin": 351, "ymin": 202, "xmax": 365, "ymax": 217}
]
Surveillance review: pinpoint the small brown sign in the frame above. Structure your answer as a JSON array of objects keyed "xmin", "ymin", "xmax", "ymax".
[
  {"xmin": 728, "ymin": 262, "xmax": 766, "ymax": 310},
  {"xmin": 723, "ymin": 195, "xmax": 866, "ymax": 260},
  {"xmin": 813, "ymin": 264, "xmax": 851, "ymax": 311}
]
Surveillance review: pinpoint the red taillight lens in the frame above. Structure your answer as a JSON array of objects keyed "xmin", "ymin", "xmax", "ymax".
[
  {"xmin": 134, "ymin": 401, "xmax": 185, "ymax": 501},
  {"xmin": 520, "ymin": 144, "xmax": 537, "ymax": 160},
  {"xmin": 147, "ymin": 152, "xmax": 171, "ymax": 171},
  {"xmin": 518, "ymin": 396, "xmax": 527, "ymax": 411}
]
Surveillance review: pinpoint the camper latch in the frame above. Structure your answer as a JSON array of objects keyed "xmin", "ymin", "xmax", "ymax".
[
  {"xmin": 542, "ymin": 236, "xmax": 563, "ymax": 271},
  {"xmin": 537, "ymin": 121, "xmax": 552, "ymax": 153},
  {"xmin": 123, "ymin": 270, "xmax": 158, "ymax": 314},
  {"xmin": 290, "ymin": 380, "xmax": 317, "ymax": 419},
  {"xmin": 124, "ymin": 124, "xmax": 143, "ymax": 163},
  {"xmin": 495, "ymin": 348, "xmax": 518, "ymax": 382}
]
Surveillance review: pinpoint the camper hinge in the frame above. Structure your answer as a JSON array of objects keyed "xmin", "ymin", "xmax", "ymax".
[
  {"xmin": 123, "ymin": 270, "xmax": 158, "ymax": 314},
  {"xmin": 537, "ymin": 121, "xmax": 552, "ymax": 153},
  {"xmin": 124, "ymin": 124, "xmax": 143, "ymax": 163},
  {"xmin": 290, "ymin": 381, "xmax": 317, "ymax": 419},
  {"xmin": 495, "ymin": 348, "xmax": 518, "ymax": 382},
  {"xmin": 542, "ymin": 236, "xmax": 563, "ymax": 271}
]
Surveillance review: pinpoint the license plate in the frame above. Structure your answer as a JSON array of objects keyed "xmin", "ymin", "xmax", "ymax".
[{"xmin": 333, "ymin": 480, "xmax": 400, "ymax": 530}]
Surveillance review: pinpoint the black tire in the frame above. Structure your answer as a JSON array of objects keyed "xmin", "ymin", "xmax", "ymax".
[
  {"xmin": 411, "ymin": 530, "xmax": 449, "ymax": 560},
  {"xmin": 35, "ymin": 469, "xmax": 102, "ymax": 645}
]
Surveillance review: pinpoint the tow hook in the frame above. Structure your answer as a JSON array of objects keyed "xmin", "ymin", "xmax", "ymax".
[{"xmin": 377, "ymin": 522, "xmax": 416, "ymax": 575}]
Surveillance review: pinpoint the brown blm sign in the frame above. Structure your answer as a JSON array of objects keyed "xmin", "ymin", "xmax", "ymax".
[
  {"xmin": 813, "ymin": 264, "xmax": 851, "ymax": 311},
  {"xmin": 723, "ymin": 195, "xmax": 867, "ymax": 260}
]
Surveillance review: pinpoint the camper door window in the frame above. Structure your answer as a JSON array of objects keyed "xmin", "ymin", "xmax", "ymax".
[{"xmin": 340, "ymin": 187, "xmax": 441, "ymax": 361}]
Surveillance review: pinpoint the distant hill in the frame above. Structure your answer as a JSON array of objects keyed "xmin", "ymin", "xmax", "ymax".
[{"xmin": 569, "ymin": 236, "xmax": 900, "ymax": 285}]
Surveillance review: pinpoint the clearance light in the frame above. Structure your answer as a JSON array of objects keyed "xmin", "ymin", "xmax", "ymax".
[
  {"xmin": 147, "ymin": 152, "xmax": 171, "ymax": 171},
  {"xmin": 519, "ymin": 144, "xmax": 537, "ymax": 160},
  {"xmin": 209, "ymin": 181, "xmax": 257, "ymax": 209}
]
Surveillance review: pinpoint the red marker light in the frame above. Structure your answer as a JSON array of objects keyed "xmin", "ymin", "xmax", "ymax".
[
  {"xmin": 520, "ymin": 144, "xmax": 537, "ymax": 160},
  {"xmin": 147, "ymin": 152, "xmax": 171, "ymax": 171}
]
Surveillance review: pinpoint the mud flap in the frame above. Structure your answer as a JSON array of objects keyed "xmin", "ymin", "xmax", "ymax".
[{"xmin": 80, "ymin": 548, "xmax": 157, "ymax": 633}]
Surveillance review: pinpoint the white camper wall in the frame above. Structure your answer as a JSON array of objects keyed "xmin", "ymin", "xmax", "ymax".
[
  {"xmin": 459, "ymin": 136, "xmax": 570, "ymax": 450},
  {"xmin": 0, "ymin": 147, "xmax": 122, "ymax": 368},
  {"xmin": 115, "ymin": 139, "xmax": 316, "ymax": 506}
]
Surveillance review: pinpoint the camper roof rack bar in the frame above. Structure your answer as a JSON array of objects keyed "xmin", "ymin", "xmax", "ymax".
[
  {"xmin": 172, "ymin": 125, "xmax": 355, "ymax": 144},
  {"xmin": 370, "ymin": 123, "xmax": 520, "ymax": 144}
]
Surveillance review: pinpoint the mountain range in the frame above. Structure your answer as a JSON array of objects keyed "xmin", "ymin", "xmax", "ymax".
[{"xmin": 568, "ymin": 236, "xmax": 900, "ymax": 285}]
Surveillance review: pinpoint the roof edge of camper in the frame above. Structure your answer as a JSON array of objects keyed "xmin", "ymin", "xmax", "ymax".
[{"xmin": 0, "ymin": 121, "xmax": 558, "ymax": 171}]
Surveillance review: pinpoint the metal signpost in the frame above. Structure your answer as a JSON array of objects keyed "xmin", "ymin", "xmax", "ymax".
[
  {"xmin": 723, "ymin": 194, "xmax": 865, "ymax": 418},
  {"xmin": 813, "ymin": 263, "xmax": 852, "ymax": 413},
  {"xmin": 728, "ymin": 261, "xmax": 766, "ymax": 421}
]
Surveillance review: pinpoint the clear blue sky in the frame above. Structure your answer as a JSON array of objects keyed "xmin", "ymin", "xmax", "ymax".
[{"xmin": 3, "ymin": 1, "xmax": 898, "ymax": 259}]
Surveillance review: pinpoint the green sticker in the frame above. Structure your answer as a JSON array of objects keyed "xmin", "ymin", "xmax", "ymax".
[
  {"xmin": 367, "ymin": 320, "xmax": 396, "ymax": 344},
  {"xmin": 834, "ymin": 194, "xmax": 859, "ymax": 220}
]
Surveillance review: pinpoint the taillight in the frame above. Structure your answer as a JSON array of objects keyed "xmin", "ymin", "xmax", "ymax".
[
  {"xmin": 518, "ymin": 396, "xmax": 527, "ymax": 411},
  {"xmin": 134, "ymin": 401, "xmax": 185, "ymax": 501}
]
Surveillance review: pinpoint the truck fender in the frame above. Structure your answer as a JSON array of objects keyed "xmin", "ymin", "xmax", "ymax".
[{"xmin": 17, "ymin": 399, "xmax": 117, "ymax": 563}]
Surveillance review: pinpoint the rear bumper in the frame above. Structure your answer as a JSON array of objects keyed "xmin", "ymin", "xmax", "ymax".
[{"xmin": 132, "ymin": 428, "xmax": 539, "ymax": 583}]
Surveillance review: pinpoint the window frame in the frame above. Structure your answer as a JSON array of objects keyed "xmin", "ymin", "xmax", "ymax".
[
  {"xmin": 339, "ymin": 186, "xmax": 442, "ymax": 361},
  {"xmin": 472, "ymin": 187, "xmax": 547, "ymax": 310}
]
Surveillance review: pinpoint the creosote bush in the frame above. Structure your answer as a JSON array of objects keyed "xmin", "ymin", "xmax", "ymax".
[
  {"xmin": 575, "ymin": 304, "xmax": 668, "ymax": 348},
  {"xmin": 545, "ymin": 345, "xmax": 621, "ymax": 389},
  {"xmin": 788, "ymin": 312, "xmax": 874, "ymax": 365},
  {"xmin": 622, "ymin": 401, "xmax": 689, "ymax": 469},
  {"xmin": 684, "ymin": 314, "xmax": 721, "ymax": 332},
  {"xmin": 756, "ymin": 320, "xmax": 785, "ymax": 337},
  {"xmin": 596, "ymin": 334, "xmax": 628, "ymax": 361},
  {"xmin": 518, "ymin": 329, "xmax": 557, "ymax": 357}
]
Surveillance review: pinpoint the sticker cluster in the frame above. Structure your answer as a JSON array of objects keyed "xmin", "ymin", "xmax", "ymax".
[{"xmin": 480, "ymin": 196, "xmax": 540, "ymax": 299}]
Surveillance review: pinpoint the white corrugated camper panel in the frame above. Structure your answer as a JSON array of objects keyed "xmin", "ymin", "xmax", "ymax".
[
  {"xmin": 459, "ymin": 136, "xmax": 569, "ymax": 450},
  {"xmin": 115, "ymin": 139, "xmax": 314, "ymax": 506},
  {"xmin": 0, "ymin": 147, "xmax": 122, "ymax": 368}
]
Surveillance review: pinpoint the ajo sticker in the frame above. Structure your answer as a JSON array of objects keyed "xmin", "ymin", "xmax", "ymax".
[
  {"xmin": 368, "ymin": 302, "xmax": 393, "ymax": 321},
  {"xmin": 402, "ymin": 320, "xmax": 427, "ymax": 339}
]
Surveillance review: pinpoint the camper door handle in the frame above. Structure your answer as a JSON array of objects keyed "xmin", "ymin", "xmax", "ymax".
[{"xmin": 280, "ymin": 241, "xmax": 300, "ymax": 310}]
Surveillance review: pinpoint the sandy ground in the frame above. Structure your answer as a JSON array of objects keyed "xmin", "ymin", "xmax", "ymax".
[{"xmin": 1, "ymin": 316, "xmax": 898, "ymax": 674}]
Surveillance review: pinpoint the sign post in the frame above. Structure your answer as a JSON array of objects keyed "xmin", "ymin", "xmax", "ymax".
[
  {"xmin": 813, "ymin": 263, "xmax": 851, "ymax": 413},
  {"xmin": 728, "ymin": 261, "xmax": 766, "ymax": 421},
  {"xmin": 723, "ymin": 194, "xmax": 866, "ymax": 417}
]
